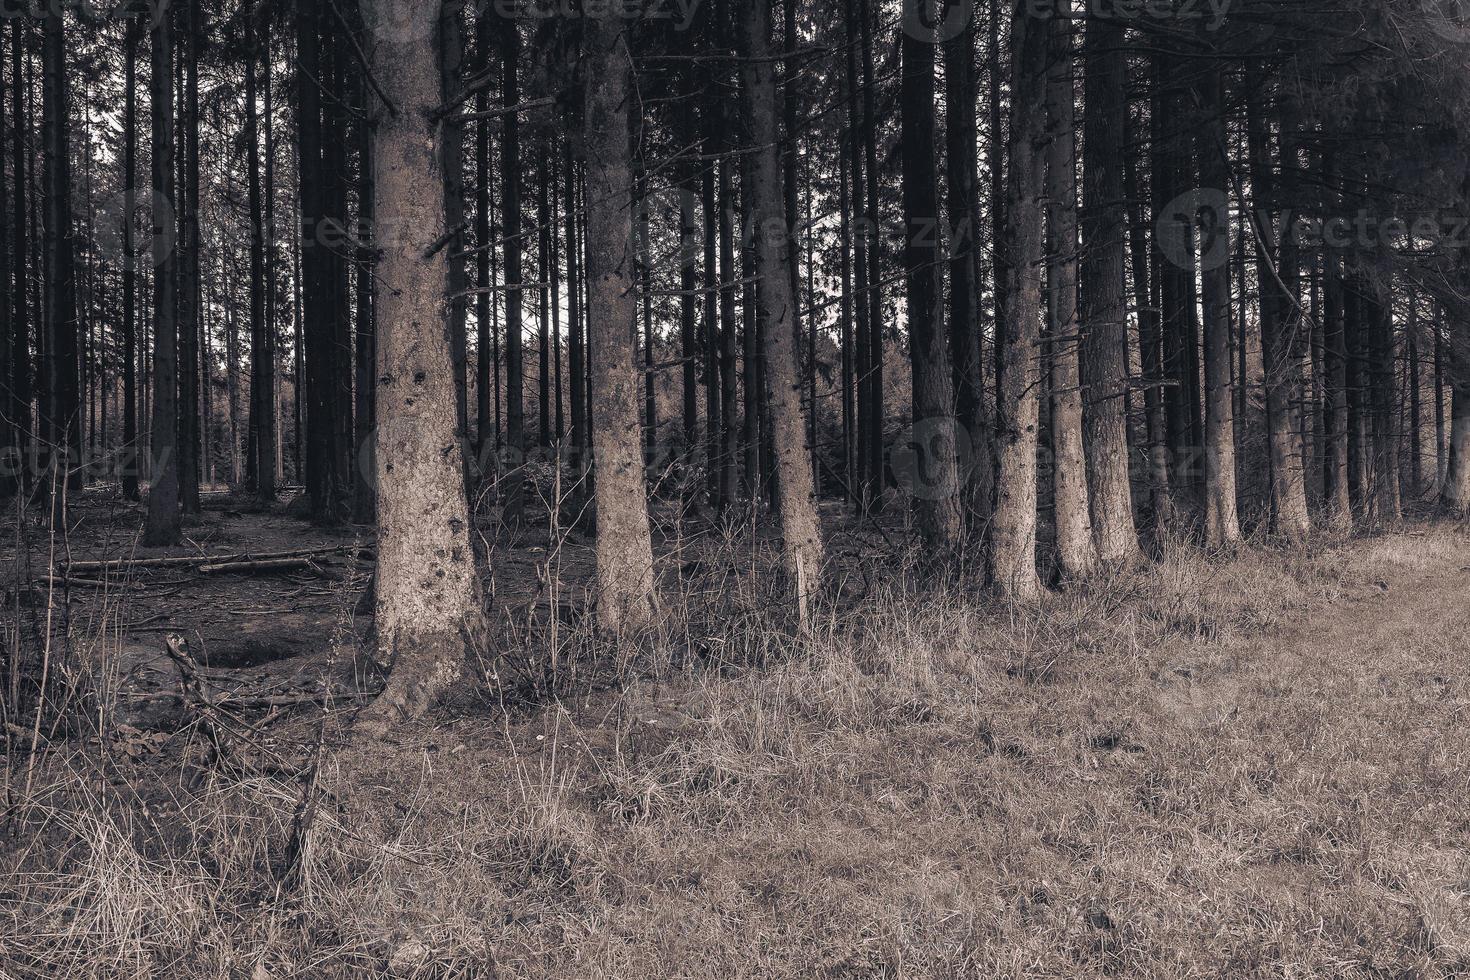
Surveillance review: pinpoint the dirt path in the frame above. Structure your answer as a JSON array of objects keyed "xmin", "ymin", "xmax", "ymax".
[{"xmin": 1162, "ymin": 534, "xmax": 1470, "ymax": 731}]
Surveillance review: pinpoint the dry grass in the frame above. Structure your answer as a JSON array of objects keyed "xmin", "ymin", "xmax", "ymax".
[{"xmin": 3, "ymin": 523, "xmax": 1470, "ymax": 978}]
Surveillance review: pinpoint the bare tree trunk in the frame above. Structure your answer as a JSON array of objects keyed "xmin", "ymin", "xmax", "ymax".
[
  {"xmin": 858, "ymin": 0, "xmax": 883, "ymax": 505},
  {"xmin": 440, "ymin": 1, "xmax": 470, "ymax": 489},
  {"xmin": 1079, "ymin": 11, "xmax": 1139, "ymax": 565},
  {"xmin": 946, "ymin": 7, "xmax": 992, "ymax": 532},
  {"xmin": 1123, "ymin": 130, "xmax": 1171, "ymax": 527},
  {"xmin": 1043, "ymin": 2, "xmax": 1094, "ymax": 579},
  {"xmin": 1442, "ymin": 375, "xmax": 1470, "ymax": 511},
  {"xmin": 0, "ymin": 28, "xmax": 10, "ymax": 503},
  {"xmin": 740, "ymin": 0, "xmax": 823, "ymax": 623},
  {"xmin": 500, "ymin": 14, "xmax": 525, "ymax": 522},
  {"xmin": 40, "ymin": 1, "xmax": 80, "ymax": 503},
  {"xmin": 897, "ymin": 8, "xmax": 962, "ymax": 555},
  {"xmin": 989, "ymin": 1, "xmax": 1049, "ymax": 602},
  {"xmin": 1322, "ymin": 248, "xmax": 1351, "ymax": 522},
  {"xmin": 9, "ymin": 22, "xmax": 29, "ymax": 500},
  {"xmin": 1194, "ymin": 63, "xmax": 1240, "ymax": 547},
  {"xmin": 474, "ymin": 10, "xmax": 494, "ymax": 466},
  {"xmin": 178, "ymin": 0, "xmax": 201, "ymax": 514},
  {"xmin": 121, "ymin": 13, "xmax": 139, "ymax": 501},
  {"xmin": 143, "ymin": 0, "xmax": 180, "ymax": 546},
  {"xmin": 246, "ymin": 5, "xmax": 275, "ymax": 504},
  {"xmin": 1248, "ymin": 94, "xmax": 1311, "ymax": 538},
  {"xmin": 583, "ymin": 10, "xmax": 657, "ymax": 633},
  {"xmin": 357, "ymin": 0, "xmax": 487, "ymax": 732},
  {"xmin": 352, "ymin": 24, "xmax": 375, "ymax": 525}
]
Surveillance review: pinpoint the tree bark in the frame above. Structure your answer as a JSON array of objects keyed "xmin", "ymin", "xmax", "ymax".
[
  {"xmin": 1194, "ymin": 63, "xmax": 1240, "ymax": 547},
  {"xmin": 246, "ymin": 5, "xmax": 275, "ymax": 504},
  {"xmin": 946, "ymin": 7, "xmax": 992, "ymax": 532},
  {"xmin": 357, "ymin": 0, "xmax": 487, "ymax": 731},
  {"xmin": 178, "ymin": 0, "xmax": 202, "ymax": 514},
  {"xmin": 898, "ymin": 8, "xmax": 963, "ymax": 555},
  {"xmin": 741, "ymin": 0, "xmax": 824, "ymax": 623},
  {"xmin": 989, "ymin": 1, "xmax": 1049, "ymax": 602},
  {"xmin": 143, "ymin": 0, "xmax": 181, "ymax": 546},
  {"xmin": 9, "ymin": 22, "xmax": 29, "ymax": 501},
  {"xmin": 41, "ymin": 1, "xmax": 80, "ymax": 501},
  {"xmin": 1044, "ymin": 3, "xmax": 1095, "ymax": 579},
  {"xmin": 583, "ymin": 10, "xmax": 657, "ymax": 633},
  {"xmin": 500, "ymin": 13, "xmax": 526, "ymax": 523},
  {"xmin": 1079, "ymin": 11, "xmax": 1139, "ymax": 565},
  {"xmin": 1248, "ymin": 93, "xmax": 1311, "ymax": 538}
]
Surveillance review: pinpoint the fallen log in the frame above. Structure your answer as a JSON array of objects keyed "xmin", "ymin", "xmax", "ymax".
[
  {"xmin": 199, "ymin": 558, "xmax": 313, "ymax": 575},
  {"xmin": 63, "ymin": 545, "xmax": 373, "ymax": 576}
]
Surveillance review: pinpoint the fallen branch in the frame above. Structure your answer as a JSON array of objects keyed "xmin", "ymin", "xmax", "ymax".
[
  {"xmin": 199, "ymin": 558, "xmax": 314, "ymax": 575},
  {"xmin": 63, "ymin": 545, "xmax": 372, "ymax": 576}
]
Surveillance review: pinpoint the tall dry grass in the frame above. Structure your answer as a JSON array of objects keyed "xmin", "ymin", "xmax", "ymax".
[{"xmin": 3, "ymin": 520, "xmax": 1468, "ymax": 978}]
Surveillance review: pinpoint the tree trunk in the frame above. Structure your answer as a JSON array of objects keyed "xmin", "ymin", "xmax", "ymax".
[
  {"xmin": 897, "ymin": 9, "xmax": 963, "ymax": 554},
  {"xmin": 41, "ymin": 2, "xmax": 80, "ymax": 500},
  {"xmin": 0, "ymin": 23, "xmax": 10, "ymax": 503},
  {"xmin": 1079, "ymin": 11, "xmax": 1139, "ymax": 564},
  {"xmin": 740, "ymin": 0, "xmax": 824, "ymax": 623},
  {"xmin": 1123, "ymin": 125, "xmax": 1170, "ymax": 526},
  {"xmin": 582, "ymin": 11, "xmax": 658, "ymax": 633},
  {"xmin": 357, "ymin": 0, "xmax": 487, "ymax": 732},
  {"xmin": 946, "ymin": 8, "xmax": 992, "ymax": 532},
  {"xmin": 295, "ymin": 0, "xmax": 344, "ymax": 523},
  {"xmin": 143, "ymin": 0, "xmax": 180, "ymax": 546},
  {"xmin": 119, "ymin": 13, "xmax": 139, "ymax": 501},
  {"xmin": 246, "ymin": 6, "xmax": 275, "ymax": 504},
  {"xmin": 1248, "ymin": 94, "xmax": 1311, "ymax": 538},
  {"xmin": 858, "ymin": 0, "xmax": 883, "ymax": 505},
  {"xmin": 1322, "ymin": 248, "xmax": 1351, "ymax": 522},
  {"xmin": 9, "ymin": 22, "xmax": 29, "ymax": 500},
  {"xmin": 178, "ymin": 0, "xmax": 202, "ymax": 514},
  {"xmin": 1044, "ymin": 2, "xmax": 1095, "ymax": 579},
  {"xmin": 353, "ymin": 21, "xmax": 375, "ymax": 525},
  {"xmin": 500, "ymin": 14, "xmax": 525, "ymax": 523},
  {"xmin": 1194, "ymin": 63, "xmax": 1240, "ymax": 547},
  {"xmin": 1442, "ymin": 375, "xmax": 1470, "ymax": 511},
  {"xmin": 989, "ymin": 1, "xmax": 1049, "ymax": 602}
]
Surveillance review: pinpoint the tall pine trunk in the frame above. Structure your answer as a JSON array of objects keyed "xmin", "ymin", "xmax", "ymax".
[
  {"xmin": 143, "ymin": 0, "xmax": 180, "ymax": 545},
  {"xmin": 357, "ymin": 0, "xmax": 487, "ymax": 733},
  {"xmin": 246, "ymin": 5, "xmax": 275, "ymax": 504},
  {"xmin": 989, "ymin": 1, "xmax": 1049, "ymax": 601},
  {"xmin": 946, "ymin": 8, "xmax": 992, "ymax": 531},
  {"xmin": 1194, "ymin": 62, "xmax": 1240, "ymax": 546},
  {"xmin": 41, "ymin": 1, "xmax": 80, "ymax": 501},
  {"xmin": 1079, "ymin": 11, "xmax": 1138, "ymax": 564},
  {"xmin": 1044, "ymin": 2, "xmax": 1095, "ymax": 579},
  {"xmin": 741, "ymin": 0, "xmax": 824, "ymax": 624},
  {"xmin": 583, "ymin": 9, "xmax": 657, "ymax": 633}
]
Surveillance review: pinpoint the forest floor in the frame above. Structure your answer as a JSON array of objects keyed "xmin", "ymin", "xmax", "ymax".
[{"xmin": 2, "ymin": 493, "xmax": 1470, "ymax": 979}]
